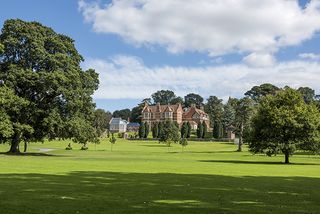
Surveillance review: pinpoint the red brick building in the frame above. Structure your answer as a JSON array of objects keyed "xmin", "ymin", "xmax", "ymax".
[{"xmin": 141, "ymin": 102, "xmax": 210, "ymax": 130}]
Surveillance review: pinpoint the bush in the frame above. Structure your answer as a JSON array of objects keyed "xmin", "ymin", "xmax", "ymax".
[
  {"xmin": 80, "ymin": 146, "xmax": 88, "ymax": 150},
  {"xmin": 65, "ymin": 143, "xmax": 73, "ymax": 150}
]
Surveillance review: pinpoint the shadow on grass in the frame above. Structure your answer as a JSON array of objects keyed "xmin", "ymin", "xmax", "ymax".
[
  {"xmin": 199, "ymin": 159, "xmax": 320, "ymax": 165},
  {"xmin": 0, "ymin": 152, "xmax": 58, "ymax": 157},
  {"xmin": 139, "ymin": 144, "xmax": 169, "ymax": 148},
  {"xmin": 0, "ymin": 171, "xmax": 319, "ymax": 214},
  {"xmin": 186, "ymin": 151, "xmax": 238, "ymax": 154}
]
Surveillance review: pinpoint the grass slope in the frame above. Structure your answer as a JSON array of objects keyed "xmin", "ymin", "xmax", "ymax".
[{"xmin": 0, "ymin": 139, "xmax": 319, "ymax": 214}]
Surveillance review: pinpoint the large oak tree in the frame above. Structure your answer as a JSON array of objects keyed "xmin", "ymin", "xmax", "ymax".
[
  {"xmin": 247, "ymin": 88, "xmax": 320, "ymax": 163},
  {"xmin": 0, "ymin": 19, "xmax": 99, "ymax": 153}
]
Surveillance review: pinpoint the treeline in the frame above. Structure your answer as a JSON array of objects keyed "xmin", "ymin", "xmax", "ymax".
[{"xmin": 113, "ymin": 84, "xmax": 320, "ymax": 140}]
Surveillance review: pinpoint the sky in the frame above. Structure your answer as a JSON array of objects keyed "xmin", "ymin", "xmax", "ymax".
[{"xmin": 1, "ymin": 0, "xmax": 320, "ymax": 112}]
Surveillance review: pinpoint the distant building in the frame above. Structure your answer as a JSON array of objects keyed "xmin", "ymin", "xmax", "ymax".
[
  {"xmin": 182, "ymin": 104, "xmax": 210, "ymax": 130},
  {"xmin": 141, "ymin": 102, "xmax": 210, "ymax": 130},
  {"xmin": 127, "ymin": 122, "xmax": 140, "ymax": 132},
  {"xmin": 109, "ymin": 118, "xmax": 128, "ymax": 133},
  {"xmin": 226, "ymin": 125, "xmax": 236, "ymax": 140}
]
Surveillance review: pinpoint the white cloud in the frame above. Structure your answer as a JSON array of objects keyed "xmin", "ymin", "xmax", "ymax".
[
  {"xmin": 299, "ymin": 53, "xmax": 320, "ymax": 60},
  {"xmin": 82, "ymin": 55, "xmax": 320, "ymax": 100},
  {"xmin": 79, "ymin": 0, "xmax": 320, "ymax": 58},
  {"xmin": 243, "ymin": 52, "xmax": 276, "ymax": 67}
]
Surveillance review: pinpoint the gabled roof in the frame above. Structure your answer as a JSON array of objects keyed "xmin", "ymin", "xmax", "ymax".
[
  {"xmin": 183, "ymin": 106, "xmax": 209, "ymax": 119},
  {"xmin": 109, "ymin": 118, "xmax": 128, "ymax": 125},
  {"xmin": 142, "ymin": 103, "xmax": 182, "ymax": 113}
]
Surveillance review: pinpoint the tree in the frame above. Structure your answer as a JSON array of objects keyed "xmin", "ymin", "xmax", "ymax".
[
  {"xmin": 234, "ymin": 97, "xmax": 255, "ymax": 152},
  {"xmin": 202, "ymin": 121, "xmax": 207, "ymax": 138},
  {"xmin": 245, "ymin": 83, "xmax": 279, "ymax": 102},
  {"xmin": 113, "ymin": 109, "xmax": 131, "ymax": 120},
  {"xmin": 180, "ymin": 137, "xmax": 188, "ymax": 152},
  {"xmin": 247, "ymin": 88, "xmax": 320, "ymax": 164},
  {"xmin": 213, "ymin": 120, "xmax": 223, "ymax": 139},
  {"xmin": 186, "ymin": 122, "xmax": 191, "ymax": 138},
  {"xmin": 93, "ymin": 109, "xmax": 112, "ymax": 137},
  {"xmin": 197, "ymin": 122, "xmax": 203, "ymax": 138},
  {"xmin": 151, "ymin": 90, "xmax": 177, "ymax": 105},
  {"xmin": 159, "ymin": 121, "xmax": 181, "ymax": 147},
  {"xmin": 158, "ymin": 122, "xmax": 164, "ymax": 139},
  {"xmin": 171, "ymin": 96, "xmax": 184, "ymax": 105},
  {"xmin": 180, "ymin": 122, "xmax": 188, "ymax": 138},
  {"xmin": 109, "ymin": 133, "xmax": 116, "ymax": 151},
  {"xmin": 222, "ymin": 99, "xmax": 236, "ymax": 137},
  {"xmin": 130, "ymin": 98, "xmax": 151, "ymax": 122},
  {"xmin": 184, "ymin": 93, "xmax": 204, "ymax": 108},
  {"xmin": 144, "ymin": 122, "xmax": 150, "ymax": 138},
  {"xmin": 205, "ymin": 96, "xmax": 224, "ymax": 138},
  {"xmin": 297, "ymin": 87, "xmax": 315, "ymax": 104},
  {"xmin": 138, "ymin": 122, "xmax": 145, "ymax": 138},
  {"xmin": 0, "ymin": 19, "xmax": 99, "ymax": 153},
  {"xmin": 0, "ymin": 86, "xmax": 30, "ymax": 144},
  {"xmin": 152, "ymin": 122, "xmax": 159, "ymax": 138}
]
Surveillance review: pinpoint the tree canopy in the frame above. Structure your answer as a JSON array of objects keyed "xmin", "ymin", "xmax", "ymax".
[
  {"xmin": 245, "ymin": 83, "xmax": 279, "ymax": 102},
  {"xmin": 184, "ymin": 93, "xmax": 204, "ymax": 108},
  {"xmin": 113, "ymin": 109, "xmax": 131, "ymax": 120},
  {"xmin": 247, "ymin": 88, "xmax": 320, "ymax": 163},
  {"xmin": 151, "ymin": 90, "xmax": 180, "ymax": 105},
  {"xmin": 0, "ymin": 19, "xmax": 99, "ymax": 153}
]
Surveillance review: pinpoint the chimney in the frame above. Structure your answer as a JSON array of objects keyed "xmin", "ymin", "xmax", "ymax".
[
  {"xmin": 191, "ymin": 103, "xmax": 196, "ymax": 108},
  {"xmin": 157, "ymin": 102, "xmax": 161, "ymax": 111}
]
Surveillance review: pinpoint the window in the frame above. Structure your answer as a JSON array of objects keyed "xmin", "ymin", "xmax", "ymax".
[
  {"xmin": 165, "ymin": 112, "xmax": 173, "ymax": 118},
  {"xmin": 144, "ymin": 113, "xmax": 151, "ymax": 119}
]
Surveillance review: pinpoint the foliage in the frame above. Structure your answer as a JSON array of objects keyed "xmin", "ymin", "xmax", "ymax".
[
  {"xmin": 186, "ymin": 122, "xmax": 191, "ymax": 138},
  {"xmin": 247, "ymin": 88, "xmax": 320, "ymax": 163},
  {"xmin": 184, "ymin": 93, "xmax": 204, "ymax": 108},
  {"xmin": 222, "ymin": 99, "xmax": 236, "ymax": 129},
  {"xmin": 180, "ymin": 137, "xmax": 188, "ymax": 152},
  {"xmin": 171, "ymin": 96, "xmax": 184, "ymax": 105},
  {"xmin": 113, "ymin": 109, "xmax": 131, "ymax": 120},
  {"xmin": 65, "ymin": 143, "xmax": 72, "ymax": 150},
  {"xmin": 197, "ymin": 122, "xmax": 203, "ymax": 138},
  {"xmin": 180, "ymin": 122, "xmax": 188, "ymax": 138},
  {"xmin": 152, "ymin": 122, "xmax": 159, "ymax": 138},
  {"xmin": 297, "ymin": 87, "xmax": 315, "ymax": 104},
  {"xmin": 158, "ymin": 121, "xmax": 181, "ymax": 146},
  {"xmin": 205, "ymin": 96, "xmax": 224, "ymax": 138},
  {"xmin": 130, "ymin": 98, "xmax": 151, "ymax": 122},
  {"xmin": 151, "ymin": 90, "xmax": 179, "ymax": 105},
  {"xmin": 0, "ymin": 19, "xmax": 99, "ymax": 153},
  {"xmin": 93, "ymin": 109, "xmax": 112, "ymax": 137},
  {"xmin": 138, "ymin": 122, "xmax": 145, "ymax": 138},
  {"xmin": 109, "ymin": 133, "xmax": 116, "ymax": 151},
  {"xmin": 202, "ymin": 121, "xmax": 207, "ymax": 138},
  {"xmin": 144, "ymin": 122, "xmax": 150, "ymax": 138},
  {"xmin": 245, "ymin": 83, "xmax": 279, "ymax": 102},
  {"xmin": 234, "ymin": 97, "xmax": 255, "ymax": 152}
]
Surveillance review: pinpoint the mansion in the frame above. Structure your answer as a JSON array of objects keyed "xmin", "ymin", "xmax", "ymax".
[{"xmin": 141, "ymin": 102, "xmax": 210, "ymax": 130}]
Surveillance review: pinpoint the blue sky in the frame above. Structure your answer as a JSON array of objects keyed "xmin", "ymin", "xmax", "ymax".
[{"xmin": 1, "ymin": 0, "xmax": 320, "ymax": 112}]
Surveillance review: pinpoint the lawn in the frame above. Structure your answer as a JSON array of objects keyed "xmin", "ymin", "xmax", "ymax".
[{"xmin": 0, "ymin": 139, "xmax": 319, "ymax": 214}]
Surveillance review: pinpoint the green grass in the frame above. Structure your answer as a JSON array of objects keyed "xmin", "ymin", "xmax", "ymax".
[{"xmin": 0, "ymin": 139, "xmax": 319, "ymax": 214}]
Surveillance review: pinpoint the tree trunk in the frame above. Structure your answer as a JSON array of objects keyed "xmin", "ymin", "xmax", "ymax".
[
  {"xmin": 24, "ymin": 141, "xmax": 28, "ymax": 153},
  {"xmin": 9, "ymin": 132, "xmax": 21, "ymax": 154},
  {"xmin": 285, "ymin": 152, "xmax": 290, "ymax": 164},
  {"xmin": 237, "ymin": 123, "xmax": 243, "ymax": 152}
]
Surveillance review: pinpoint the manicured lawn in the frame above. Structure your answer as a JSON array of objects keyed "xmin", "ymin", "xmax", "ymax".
[{"xmin": 0, "ymin": 139, "xmax": 319, "ymax": 214}]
